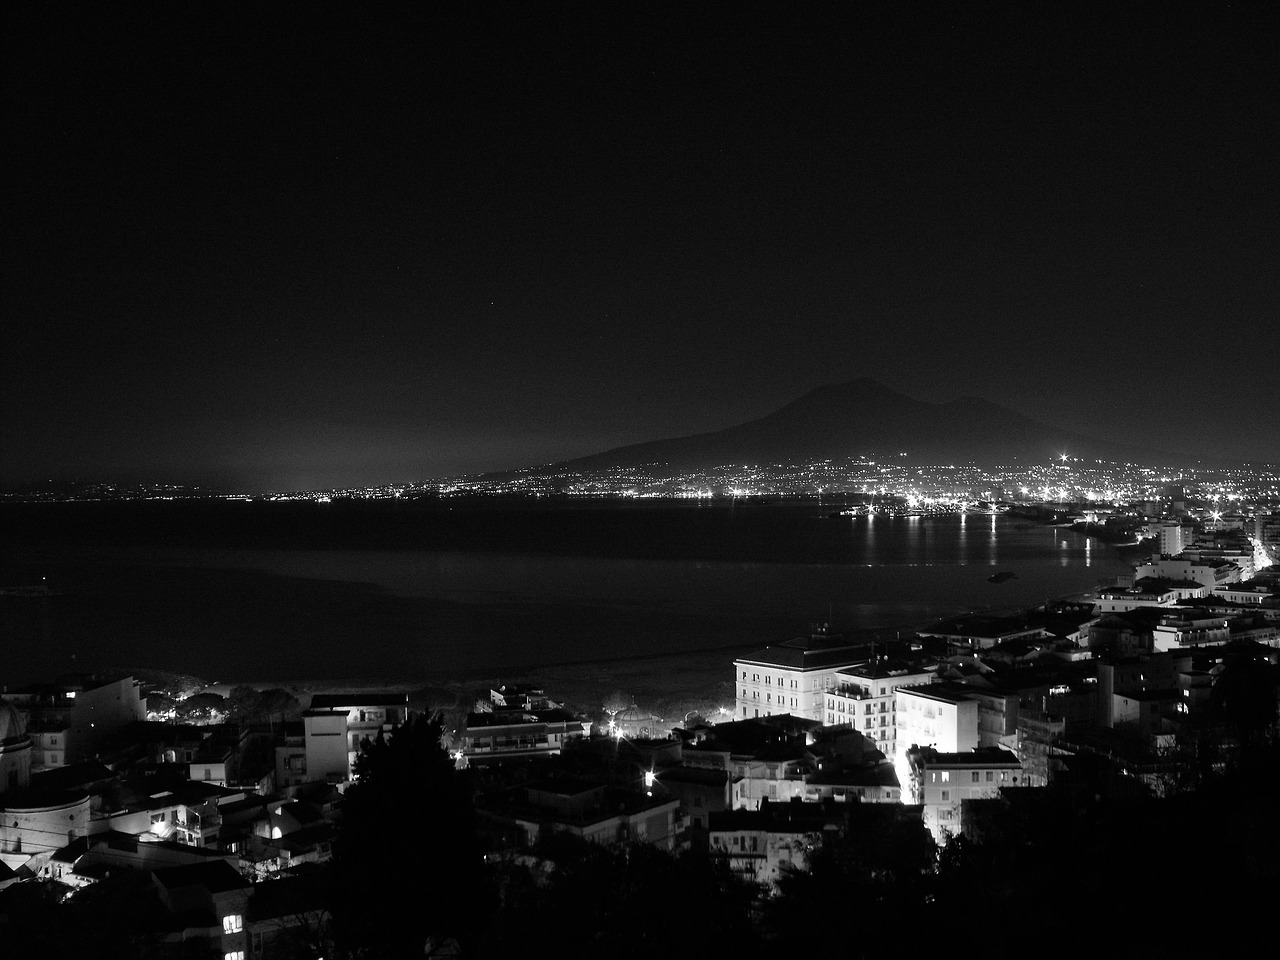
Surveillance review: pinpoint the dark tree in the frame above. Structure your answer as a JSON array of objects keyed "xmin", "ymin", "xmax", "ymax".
[
  {"xmin": 229, "ymin": 685, "xmax": 301, "ymax": 723},
  {"xmin": 331, "ymin": 713, "xmax": 490, "ymax": 958},
  {"xmin": 482, "ymin": 835, "xmax": 761, "ymax": 958},
  {"xmin": 1210, "ymin": 650, "xmax": 1278, "ymax": 751}
]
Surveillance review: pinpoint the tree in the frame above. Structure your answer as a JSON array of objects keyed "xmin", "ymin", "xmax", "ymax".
[
  {"xmin": 331, "ymin": 713, "xmax": 491, "ymax": 958},
  {"xmin": 175, "ymin": 691, "xmax": 228, "ymax": 723},
  {"xmin": 1210, "ymin": 650, "xmax": 1278, "ymax": 751},
  {"xmin": 482, "ymin": 836, "xmax": 761, "ymax": 957},
  {"xmin": 228, "ymin": 685, "xmax": 301, "ymax": 724}
]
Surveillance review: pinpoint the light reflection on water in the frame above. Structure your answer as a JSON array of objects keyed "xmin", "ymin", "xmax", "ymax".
[{"xmin": 93, "ymin": 514, "xmax": 1125, "ymax": 627}]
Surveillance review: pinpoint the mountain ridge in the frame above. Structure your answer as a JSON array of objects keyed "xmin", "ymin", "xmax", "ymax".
[{"xmin": 528, "ymin": 378, "xmax": 1205, "ymax": 475}]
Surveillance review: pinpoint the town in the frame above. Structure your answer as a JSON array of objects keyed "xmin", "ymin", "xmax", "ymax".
[{"xmin": 2, "ymin": 499, "xmax": 1278, "ymax": 956}]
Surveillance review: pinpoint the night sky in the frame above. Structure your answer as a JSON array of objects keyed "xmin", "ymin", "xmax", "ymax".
[{"xmin": 7, "ymin": 4, "xmax": 1279, "ymax": 493}]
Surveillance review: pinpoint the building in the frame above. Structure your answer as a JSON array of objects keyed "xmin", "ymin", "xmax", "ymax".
[
  {"xmin": 895, "ymin": 683, "xmax": 981, "ymax": 755},
  {"xmin": 1135, "ymin": 557, "xmax": 1244, "ymax": 589},
  {"xmin": 1211, "ymin": 581, "xmax": 1277, "ymax": 605},
  {"xmin": 917, "ymin": 613, "xmax": 1048, "ymax": 651},
  {"xmin": 655, "ymin": 766, "xmax": 737, "ymax": 834},
  {"xmin": 1151, "ymin": 611, "xmax": 1231, "ymax": 652},
  {"xmin": 1094, "ymin": 579, "xmax": 1183, "ymax": 613},
  {"xmin": 1096, "ymin": 653, "xmax": 1190, "ymax": 728},
  {"xmin": 709, "ymin": 801, "xmax": 842, "ymax": 889},
  {"xmin": 297, "ymin": 691, "xmax": 410, "ymax": 784},
  {"xmin": 824, "ymin": 661, "xmax": 934, "ymax": 757},
  {"xmin": 460, "ymin": 706, "xmax": 589, "ymax": 763},
  {"xmin": 0, "ymin": 787, "xmax": 91, "ymax": 869},
  {"xmin": 735, "ymin": 629, "xmax": 870, "ymax": 721},
  {"xmin": 804, "ymin": 760, "xmax": 902, "ymax": 804},
  {"xmin": 477, "ymin": 778, "xmax": 680, "ymax": 851},
  {"xmin": 6, "ymin": 675, "xmax": 146, "ymax": 767},
  {"xmin": 918, "ymin": 748, "xmax": 1024, "ymax": 843},
  {"xmin": 0, "ymin": 698, "xmax": 33, "ymax": 793},
  {"xmin": 1087, "ymin": 611, "xmax": 1160, "ymax": 657},
  {"xmin": 1255, "ymin": 513, "xmax": 1280, "ymax": 564},
  {"xmin": 151, "ymin": 860, "xmax": 252, "ymax": 959}
]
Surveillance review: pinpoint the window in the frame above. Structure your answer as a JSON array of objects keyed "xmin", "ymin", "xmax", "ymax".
[
  {"xmin": 223, "ymin": 914, "xmax": 243, "ymax": 934},
  {"xmin": 742, "ymin": 671, "xmax": 746, "ymax": 680},
  {"xmin": 941, "ymin": 791, "xmax": 949, "ymax": 801},
  {"xmin": 225, "ymin": 953, "xmax": 245, "ymax": 960},
  {"xmin": 986, "ymin": 771, "xmax": 994, "ymax": 782},
  {"xmin": 941, "ymin": 772, "xmax": 950, "ymax": 782},
  {"xmin": 972, "ymin": 772, "xmax": 980, "ymax": 783}
]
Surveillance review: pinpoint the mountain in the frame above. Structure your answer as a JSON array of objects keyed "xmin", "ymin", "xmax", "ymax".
[{"xmin": 543, "ymin": 378, "xmax": 1190, "ymax": 474}]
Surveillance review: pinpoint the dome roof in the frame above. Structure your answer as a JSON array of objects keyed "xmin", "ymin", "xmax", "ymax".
[
  {"xmin": 0, "ymin": 698, "xmax": 31, "ymax": 751},
  {"xmin": 616, "ymin": 705, "xmax": 656, "ymax": 723}
]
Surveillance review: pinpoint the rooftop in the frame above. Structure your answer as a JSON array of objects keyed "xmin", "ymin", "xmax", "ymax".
[
  {"xmin": 737, "ymin": 642, "xmax": 870, "ymax": 670},
  {"xmin": 152, "ymin": 859, "xmax": 250, "ymax": 895},
  {"xmin": 925, "ymin": 748, "xmax": 1022, "ymax": 768},
  {"xmin": 309, "ymin": 692, "xmax": 409, "ymax": 710}
]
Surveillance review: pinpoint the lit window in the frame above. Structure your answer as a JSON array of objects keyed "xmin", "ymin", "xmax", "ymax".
[
  {"xmin": 223, "ymin": 915, "xmax": 243, "ymax": 934},
  {"xmin": 225, "ymin": 953, "xmax": 245, "ymax": 960}
]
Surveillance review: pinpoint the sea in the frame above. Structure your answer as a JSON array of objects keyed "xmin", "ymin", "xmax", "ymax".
[{"xmin": 0, "ymin": 499, "xmax": 1131, "ymax": 688}]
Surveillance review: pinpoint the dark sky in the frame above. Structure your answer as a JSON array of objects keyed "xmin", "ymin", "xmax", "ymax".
[{"xmin": 6, "ymin": 4, "xmax": 1279, "ymax": 492}]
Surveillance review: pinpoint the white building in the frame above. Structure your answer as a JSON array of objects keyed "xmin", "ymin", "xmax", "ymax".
[
  {"xmin": 1135, "ymin": 557, "xmax": 1244, "ymax": 588},
  {"xmin": 0, "ymin": 702, "xmax": 92, "ymax": 869},
  {"xmin": 824, "ymin": 662, "xmax": 935, "ymax": 757},
  {"xmin": 1211, "ymin": 582, "xmax": 1276, "ymax": 605},
  {"xmin": 895, "ymin": 683, "xmax": 980, "ymax": 755},
  {"xmin": 735, "ymin": 632, "xmax": 869, "ymax": 722},
  {"xmin": 1151, "ymin": 612, "xmax": 1230, "ymax": 652},
  {"xmin": 919, "ymin": 748, "xmax": 1024, "ymax": 843},
  {"xmin": 1094, "ymin": 581, "xmax": 1181, "ymax": 613},
  {"xmin": 302, "ymin": 692, "xmax": 410, "ymax": 783}
]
